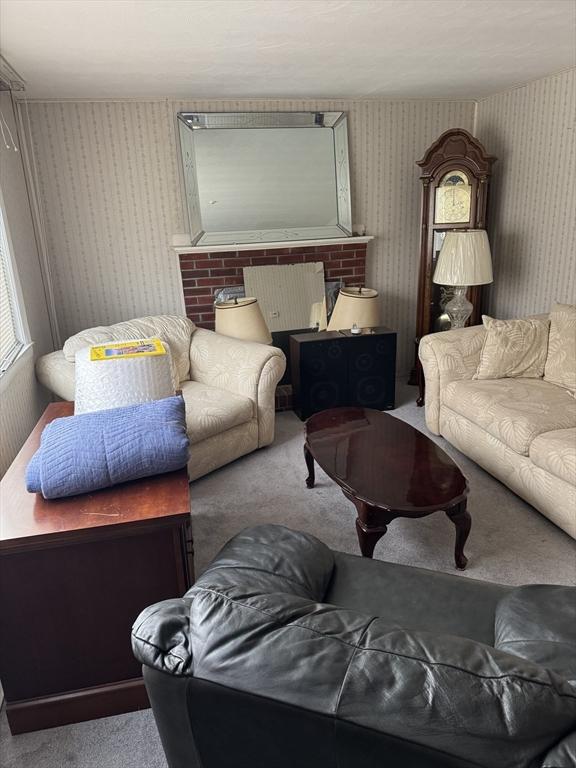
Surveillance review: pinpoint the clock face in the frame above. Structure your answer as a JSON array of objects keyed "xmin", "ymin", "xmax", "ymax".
[{"xmin": 434, "ymin": 170, "xmax": 472, "ymax": 224}]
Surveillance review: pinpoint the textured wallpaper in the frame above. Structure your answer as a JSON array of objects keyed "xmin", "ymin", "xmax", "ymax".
[
  {"xmin": 0, "ymin": 93, "xmax": 52, "ymax": 477},
  {"xmin": 0, "ymin": 346, "xmax": 49, "ymax": 477},
  {"xmin": 476, "ymin": 69, "xmax": 575, "ymax": 318},
  {"xmin": 20, "ymin": 97, "xmax": 475, "ymax": 374}
]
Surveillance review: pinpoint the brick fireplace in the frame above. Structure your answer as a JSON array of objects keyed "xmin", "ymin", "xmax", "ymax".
[
  {"xmin": 176, "ymin": 240, "xmax": 370, "ymax": 411},
  {"xmin": 177, "ymin": 242, "xmax": 368, "ymax": 330}
]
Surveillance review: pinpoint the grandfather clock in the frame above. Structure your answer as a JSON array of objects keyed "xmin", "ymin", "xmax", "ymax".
[{"xmin": 410, "ymin": 128, "xmax": 496, "ymax": 404}]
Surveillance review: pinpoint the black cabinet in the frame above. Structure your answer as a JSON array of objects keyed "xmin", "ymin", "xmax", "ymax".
[{"xmin": 290, "ymin": 327, "xmax": 396, "ymax": 421}]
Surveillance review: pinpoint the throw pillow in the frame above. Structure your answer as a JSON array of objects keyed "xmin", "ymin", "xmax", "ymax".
[
  {"xmin": 544, "ymin": 302, "xmax": 576, "ymax": 392},
  {"xmin": 474, "ymin": 315, "xmax": 550, "ymax": 380}
]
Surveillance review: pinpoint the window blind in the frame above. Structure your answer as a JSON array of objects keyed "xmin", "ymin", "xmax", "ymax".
[{"xmin": 0, "ymin": 207, "xmax": 23, "ymax": 373}]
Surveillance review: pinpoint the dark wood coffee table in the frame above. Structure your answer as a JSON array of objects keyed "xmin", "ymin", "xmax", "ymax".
[{"xmin": 304, "ymin": 407, "xmax": 470, "ymax": 569}]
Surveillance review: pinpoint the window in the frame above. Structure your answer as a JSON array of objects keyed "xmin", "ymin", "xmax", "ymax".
[{"xmin": 0, "ymin": 205, "xmax": 25, "ymax": 373}]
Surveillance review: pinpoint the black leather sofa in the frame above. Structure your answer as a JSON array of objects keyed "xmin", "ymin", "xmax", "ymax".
[{"xmin": 132, "ymin": 525, "xmax": 576, "ymax": 768}]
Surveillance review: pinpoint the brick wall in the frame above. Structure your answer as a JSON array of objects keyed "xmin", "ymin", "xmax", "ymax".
[{"xmin": 178, "ymin": 243, "xmax": 368, "ymax": 329}]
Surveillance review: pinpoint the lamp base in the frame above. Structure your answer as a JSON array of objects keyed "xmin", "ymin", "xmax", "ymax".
[{"xmin": 445, "ymin": 287, "xmax": 473, "ymax": 329}]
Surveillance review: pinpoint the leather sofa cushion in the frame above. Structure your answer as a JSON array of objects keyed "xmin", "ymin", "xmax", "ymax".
[
  {"xmin": 443, "ymin": 377, "xmax": 576, "ymax": 455},
  {"xmin": 495, "ymin": 584, "xmax": 576, "ymax": 685},
  {"xmin": 181, "ymin": 381, "xmax": 254, "ymax": 445},
  {"xmin": 529, "ymin": 428, "xmax": 576, "ymax": 486},
  {"xmin": 63, "ymin": 315, "xmax": 195, "ymax": 383},
  {"xmin": 325, "ymin": 552, "xmax": 509, "ymax": 646}
]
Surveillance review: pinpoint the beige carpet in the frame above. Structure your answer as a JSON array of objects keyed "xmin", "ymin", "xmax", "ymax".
[
  {"xmin": 2, "ymin": 383, "xmax": 575, "ymax": 768},
  {"xmin": 191, "ymin": 383, "xmax": 576, "ymax": 586}
]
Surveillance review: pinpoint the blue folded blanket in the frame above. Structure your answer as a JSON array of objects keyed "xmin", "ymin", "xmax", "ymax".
[{"xmin": 26, "ymin": 396, "xmax": 189, "ymax": 499}]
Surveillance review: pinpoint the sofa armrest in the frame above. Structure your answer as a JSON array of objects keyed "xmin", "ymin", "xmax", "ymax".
[
  {"xmin": 35, "ymin": 350, "xmax": 76, "ymax": 401},
  {"xmin": 189, "ymin": 328, "xmax": 286, "ymax": 447},
  {"xmin": 542, "ymin": 733, "xmax": 576, "ymax": 768},
  {"xmin": 418, "ymin": 325, "xmax": 486, "ymax": 434},
  {"xmin": 132, "ymin": 525, "xmax": 334, "ymax": 676},
  {"xmin": 132, "ymin": 597, "xmax": 194, "ymax": 676}
]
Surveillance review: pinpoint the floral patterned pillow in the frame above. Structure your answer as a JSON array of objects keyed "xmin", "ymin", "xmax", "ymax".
[
  {"xmin": 544, "ymin": 303, "xmax": 576, "ymax": 392},
  {"xmin": 474, "ymin": 315, "xmax": 550, "ymax": 380}
]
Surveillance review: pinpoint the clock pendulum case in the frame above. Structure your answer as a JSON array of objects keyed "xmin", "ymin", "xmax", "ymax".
[{"xmin": 409, "ymin": 128, "xmax": 496, "ymax": 405}]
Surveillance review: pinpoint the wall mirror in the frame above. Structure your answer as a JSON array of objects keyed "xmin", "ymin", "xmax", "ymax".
[{"xmin": 177, "ymin": 111, "xmax": 352, "ymax": 246}]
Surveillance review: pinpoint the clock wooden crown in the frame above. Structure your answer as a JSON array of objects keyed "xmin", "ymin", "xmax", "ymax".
[
  {"xmin": 411, "ymin": 128, "xmax": 497, "ymax": 404},
  {"xmin": 417, "ymin": 128, "xmax": 496, "ymax": 179}
]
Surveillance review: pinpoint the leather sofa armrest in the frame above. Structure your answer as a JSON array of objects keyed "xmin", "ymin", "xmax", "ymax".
[
  {"xmin": 35, "ymin": 350, "xmax": 76, "ymax": 401},
  {"xmin": 197, "ymin": 525, "xmax": 335, "ymax": 600},
  {"xmin": 541, "ymin": 732, "xmax": 576, "ymax": 768},
  {"xmin": 132, "ymin": 525, "xmax": 334, "ymax": 677},
  {"xmin": 188, "ymin": 328, "xmax": 286, "ymax": 446},
  {"xmin": 494, "ymin": 585, "xmax": 576, "ymax": 685},
  {"xmin": 418, "ymin": 325, "xmax": 486, "ymax": 434},
  {"xmin": 132, "ymin": 597, "xmax": 194, "ymax": 676}
]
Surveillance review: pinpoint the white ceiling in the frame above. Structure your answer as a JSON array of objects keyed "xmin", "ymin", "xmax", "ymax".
[{"xmin": 1, "ymin": 0, "xmax": 575, "ymax": 100}]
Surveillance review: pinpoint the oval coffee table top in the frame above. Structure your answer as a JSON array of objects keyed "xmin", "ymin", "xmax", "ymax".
[{"xmin": 305, "ymin": 407, "xmax": 468, "ymax": 514}]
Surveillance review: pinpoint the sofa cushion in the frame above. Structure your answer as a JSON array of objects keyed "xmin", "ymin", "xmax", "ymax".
[
  {"xmin": 474, "ymin": 315, "xmax": 550, "ymax": 380},
  {"xmin": 63, "ymin": 315, "xmax": 195, "ymax": 383},
  {"xmin": 495, "ymin": 585, "xmax": 576, "ymax": 686},
  {"xmin": 325, "ymin": 552, "xmax": 509, "ymax": 646},
  {"xmin": 529, "ymin": 428, "xmax": 576, "ymax": 486},
  {"xmin": 181, "ymin": 380, "xmax": 254, "ymax": 445},
  {"xmin": 443, "ymin": 378, "xmax": 576, "ymax": 455},
  {"xmin": 544, "ymin": 302, "xmax": 576, "ymax": 392}
]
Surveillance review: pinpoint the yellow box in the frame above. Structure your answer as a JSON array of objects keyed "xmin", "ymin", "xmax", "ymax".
[{"xmin": 89, "ymin": 338, "xmax": 166, "ymax": 361}]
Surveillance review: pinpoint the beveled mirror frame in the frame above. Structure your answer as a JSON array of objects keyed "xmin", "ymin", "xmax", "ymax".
[{"xmin": 177, "ymin": 111, "xmax": 352, "ymax": 246}]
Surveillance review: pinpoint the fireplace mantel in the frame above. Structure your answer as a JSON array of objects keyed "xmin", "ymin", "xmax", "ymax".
[{"xmin": 171, "ymin": 235, "xmax": 373, "ymax": 255}]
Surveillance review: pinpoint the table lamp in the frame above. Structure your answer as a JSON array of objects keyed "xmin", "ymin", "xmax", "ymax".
[
  {"xmin": 327, "ymin": 286, "xmax": 380, "ymax": 334},
  {"xmin": 433, "ymin": 229, "xmax": 493, "ymax": 328},
  {"xmin": 214, "ymin": 297, "xmax": 272, "ymax": 344}
]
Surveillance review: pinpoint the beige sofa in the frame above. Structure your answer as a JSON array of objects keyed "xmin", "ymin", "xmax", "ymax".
[
  {"xmin": 419, "ymin": 322, "xmax": 576, "ymax": 538},
  {"xmin": 36, "ymin": 315, "xmax": 286, "ymax": 481}
]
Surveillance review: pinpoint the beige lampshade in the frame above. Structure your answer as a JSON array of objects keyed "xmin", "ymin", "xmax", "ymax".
[
  {"xmin": 327, "ymin": 286, "xmax": 380, "ymax": 331},
  {"xmin": 214, "ymin": 297, "xmax": 272, "ymax": 344},
  {"xmin": 433, "ymin": 229, "xmax": 493, "ymax": 287}
]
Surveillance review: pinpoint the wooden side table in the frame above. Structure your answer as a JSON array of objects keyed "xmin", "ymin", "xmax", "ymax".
[{"xmin": 0, "ymin": 402, "xmax": 193, "ymax": 734}]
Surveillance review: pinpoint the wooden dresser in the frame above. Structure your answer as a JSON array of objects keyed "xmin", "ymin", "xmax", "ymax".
[{"xmin": 0, "ymin": 402, "xmax": 193, "ymax": 734}]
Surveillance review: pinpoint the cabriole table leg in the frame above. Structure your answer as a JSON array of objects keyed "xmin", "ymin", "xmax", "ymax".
[
  {"xmin": 346, "ymin": 494, "xmax": 392, "ymax": 559},
  {"xmin": 304, "ymin": 444, "xmax": 315, "ymax": 489},
  {"xmin": 355, "ymin": 518, "xmax": 388, "ymax": 558},
  {"xmin": 446, "ymin": 501, "xmax": 472, "ymax": 570}
]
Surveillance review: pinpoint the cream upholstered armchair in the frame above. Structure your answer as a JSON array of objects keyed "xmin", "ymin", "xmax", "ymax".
[{"xmin": 35, "ymin": 316, "xmax": 286, "ymax": 481}]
